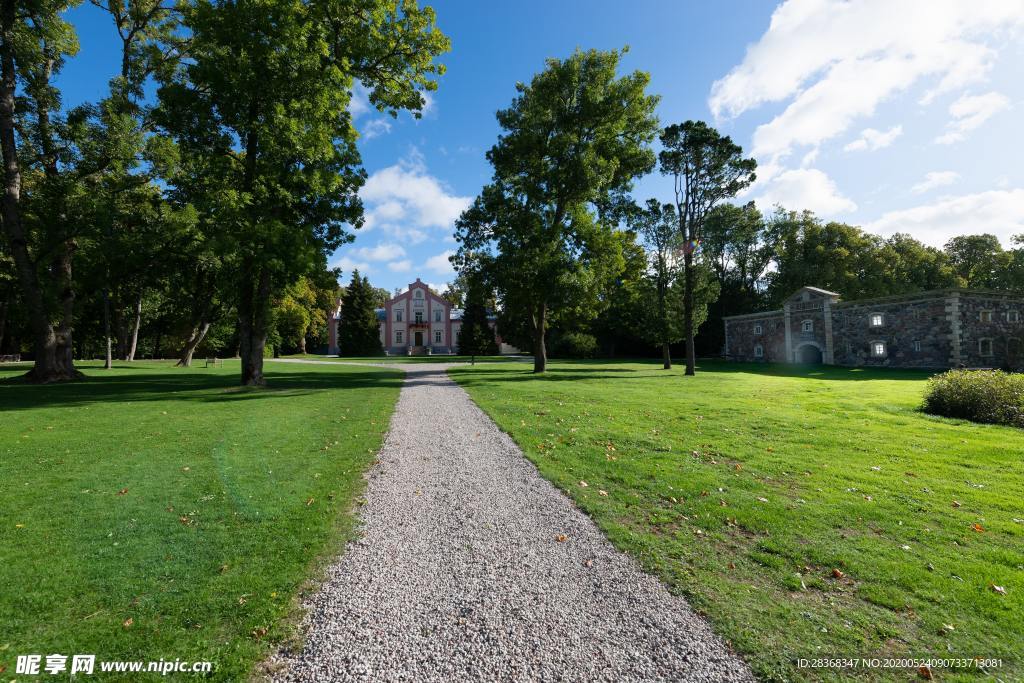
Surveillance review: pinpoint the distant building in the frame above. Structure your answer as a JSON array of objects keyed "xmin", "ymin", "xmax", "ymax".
[
  {"xmin": 724, "ymin": 286, "xmax": 1024, "ymax": 369},
  {"xmin": 328, "ymin": 278, "xmax": 519, "ymax": 356}
]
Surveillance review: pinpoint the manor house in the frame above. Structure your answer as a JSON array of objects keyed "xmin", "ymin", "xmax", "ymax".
[
  {"xmin": 328, "ymin": 278, "xmax": 518, "ymax": 356},
  {"xmin": 724, "ymin": 286, "xmax": 1024, "ymax": 369}
]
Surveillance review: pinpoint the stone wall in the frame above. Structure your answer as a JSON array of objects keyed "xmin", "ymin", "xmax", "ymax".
[
  {"xmin": 723, "ymin": 287, "xmax": 1024, "ymax": 370},
  {"xmin": 831, "ymin": 296, "xmax": 952, "ymax": 369},
  {"xmin": 724, "ymin": 312, "xmax": 785, "ymax": 362},
  {"xmin": 956, "ymin": 292, "xmax": 1024, "ymax": 369}
]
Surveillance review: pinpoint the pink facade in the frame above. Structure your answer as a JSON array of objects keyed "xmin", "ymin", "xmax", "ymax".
[{"xmin": 328, "ymin": 277, "xmax": 516, "ymax": 356}]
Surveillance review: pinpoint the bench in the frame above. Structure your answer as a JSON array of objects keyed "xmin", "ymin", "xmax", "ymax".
[
  {"xmin": 0, "ymin": 353, "xmax": 21, "ymax": 363},
  {"xmin": 204, "ymin": 357, "xmax": 223, "ymax": 368}
]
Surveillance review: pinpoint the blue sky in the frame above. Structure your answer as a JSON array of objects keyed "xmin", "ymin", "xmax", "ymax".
[{"xmin": 57, "ymin": 0, "xmax": 1024, "ymax": 293}]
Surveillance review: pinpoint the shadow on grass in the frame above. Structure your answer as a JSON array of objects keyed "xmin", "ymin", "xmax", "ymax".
[
  {"xmin": 0, "ymin": 367, "xmax": 404, "ymax": 412},
  {"xmin": 450, "ymin": 358, "xmax": 937, "ymax": 387}
]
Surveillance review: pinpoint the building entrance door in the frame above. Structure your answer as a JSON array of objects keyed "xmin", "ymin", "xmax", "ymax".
[{"xmin": 414, "ymin": 331, "xmax": 423, "ymax": 346}]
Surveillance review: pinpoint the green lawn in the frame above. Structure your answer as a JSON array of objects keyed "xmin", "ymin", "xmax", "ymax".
[
  {"xmin": 450, "ymin": 360, "xmax": 1024, "ymax": 682},
  {"xmin": 279, "ymin": 354, "xmax": 522, "ymax": 364},
  {"xmin": 0, "ymin": 360, "xmax": 401, "ymax": 680}
]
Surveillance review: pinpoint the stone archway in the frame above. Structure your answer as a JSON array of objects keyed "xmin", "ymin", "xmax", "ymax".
[{"xmin": 796, "ymin": 343, "xmax": 823, "ymax": 364}]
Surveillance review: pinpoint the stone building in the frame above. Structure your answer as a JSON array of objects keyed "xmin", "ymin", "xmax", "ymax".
[
  {"xmin": 328, "ymin": 278, "xmax": 518, "ymax": 356},
  {"xmin": 723, "ymin": 286, "xmax": 1024, "ymax": 369}
]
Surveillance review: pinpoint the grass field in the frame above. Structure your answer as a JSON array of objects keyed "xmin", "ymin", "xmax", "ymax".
[
  {"xmin": 278, "ymin": 354, "xmax": 521, "ymax": 364},
  {"xmin": 0, "ymin": 360, "xmax": 401, "ymax": 680},
  {"xmin": 450, "ymin": 360, "xmax": 1024, "ymax": 681}
]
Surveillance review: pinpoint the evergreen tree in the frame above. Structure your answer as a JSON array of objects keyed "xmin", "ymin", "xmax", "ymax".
[
  {"xmin": 337, "ymin": 271, "xmax": 382, "ymax": 356},
  {"xmin": 457, "ymin": 279, "xmax": 497, "ymax": 363}
]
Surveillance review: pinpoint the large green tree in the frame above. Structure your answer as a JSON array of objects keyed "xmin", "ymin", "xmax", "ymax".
[
  {"xmin": 158, "ymin": 0, "xmax": 448, "ymax": 385},
  {"xmin": 0, "ymin": 0, "xmax": 83, "ymax": 381},
  {"xmin": 659, "ymin": 120, "xmax": 756, "ymax": 375},
  {"xmin": 336, "ymin": 270, "xmax": 382, "ymax": 356},
  {"xmin": 631, "ymin": 199, "xmax": 681, "ymax": 368},
  {"xmin": 455, "ymin": 48, "xmax": 659, "ymax": 373}
]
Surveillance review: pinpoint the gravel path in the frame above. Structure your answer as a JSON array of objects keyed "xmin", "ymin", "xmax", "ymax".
[{"xmin": 271, "ymin": 363, "xmax": 754, "ymax": 682}]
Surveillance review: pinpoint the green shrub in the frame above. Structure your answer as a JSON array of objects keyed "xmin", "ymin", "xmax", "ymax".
[
  {"xmin": 551, "ymin": 331, "xmax": 598, "ymax": 359},
  {"xmin": 922, "ymin": 369, "xmax": 1024, "ymax": 428}
]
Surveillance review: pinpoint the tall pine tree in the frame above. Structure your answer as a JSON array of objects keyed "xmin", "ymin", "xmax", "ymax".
[
  {"xmin": 337, "ymin": 271, "xmax": 382, "ymax": 356},
  {"xmin": 457, "ymin": 279, "xmax": 497, "ymax": 363}
]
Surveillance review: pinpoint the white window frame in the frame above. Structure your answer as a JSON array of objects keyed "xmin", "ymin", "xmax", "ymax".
[
  {"xmin": 415, "ymin": 311, "xmax": 423, "ymax": 323},
  {"xmin": 978, "ymin": 338, "xmax": 993, "ymax": 357},
  {"xmin": 396, "ymin": 310, "xmax": 403, "ymax": 322},
  {"xmin": 870, "ymin": 341, "xmax": 887, "ymax": 358},
  {"xmin": 434, "ymin": 330, "xmax": 442, "ymax": 344},
  {"xmin": 913, "ymin": 340, "xmax": 921, "ymax": 352},
  {"xmin": 869, "ymin": 312, "xmax": 884, "ymax": 328},
  {"xmin": 979, "ymin": 310, "xmax": 993, "ymax": 323},
  {"xmin": 801, "ymin": 319, "xmax": 813, "ymax": 333},
  {"xmin": 434, "ymin": 310, "xmax": 442, "ymax": 322},
  {"xmin": 753, "ymin": 324, "xmax": 763, "ymax": 335},
  {"xmin": 754, "ymin": 344, "xmax": 764, "ymax": 358},
  {"xmin": 395, "ymin": 330, "xmax": 403, "ymax": 344}
]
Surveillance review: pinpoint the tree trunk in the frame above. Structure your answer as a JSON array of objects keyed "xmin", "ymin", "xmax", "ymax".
[
  {"xmin": 103, "ymin": 289, "xmax": 112, "ymax": 368},
  {"xmin": 0, "ymin": 292, "xmax": 8, "ymax": 351},
  {"xmin": 662, "ymin": 342, "xmax": 672, "ymax": 370},
  {"xmin": 532, "ymin": 302, "xmax": 547, "ymax": 373},
  {"xmin": 0, "ymin": 0, "xmax": 78, "ymax": 382},
  {"xmin": 298, "ymin": 334, "xmax": 306, "ymax": 354},
  {"xmin": 683, "ymin": 250, "xmax": 696, "ymax": 376},
  {"xmin": 238, "ymin": 262, "xmax": 270, "ymax": 386},
  {"xmin": 126, "ymin": 293, "xmax": 142, "ymax": 361},
  {"xmin": 176, "ymin": 321, "xmax": 210, "ymax": 368}
]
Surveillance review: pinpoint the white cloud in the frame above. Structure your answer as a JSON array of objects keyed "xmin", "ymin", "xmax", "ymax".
[
  {"xmin": 843, "ymin": 125, "xmax": 903, "ymax": 152},
  {"xmin": 911, "ymin": 170, "xmax": 961, "ymax": 194},
  {"xmin": 349, "ymin": 82, "xmax": 371, "ymax": 119},
  {"xmin": 360, "ymin": 150, "xmax": 472, "ymax": 243},
  {"xmin": 425, "ymin": 250, "xmax": 455, "ymax": 275},
  {"xmin": 864, "ymin": 188, "xmax": 1024, "ymax": 246},
  {"xmin": 934, "ymin": 91, "xmax": 1011, "ymax": 144},
  {"xmin": 362, "ymin": 118, "xmax": 393, "ymax": 139},
  {"xmin": 331, "ymin": 255, "xmax": 372, "ymax": 275},
  {"xmin": 753, "ymin": 167, "xmax": 857, "ymax": 215},
  {"xmin": 351, "ymin": 242, "xmax": 406, "ymax": 261},
  {"xmin": 710, "ymin": 0, "xmax": 1024, "ymax": 160},
  {"xmin": 387, "ymin": 259, "xmax": 412, "ymax": 272}
]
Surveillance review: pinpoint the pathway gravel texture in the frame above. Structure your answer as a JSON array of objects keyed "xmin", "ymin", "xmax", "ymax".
[{"xmin": 271, "ymin": 362, "xmax": 754, "ymax": 682}]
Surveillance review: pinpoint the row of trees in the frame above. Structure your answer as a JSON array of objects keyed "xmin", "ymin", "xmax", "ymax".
[
  {"xmin": 0, "ymin": 0, "xmax": 449, "ymax": 384},
  {"xmin": 453, "ymin": 48, "xmax": 755, "ymax": 375},
  {"xmin": 454, "ymin": 48, "xmax": 1023, "ymax": 375}
]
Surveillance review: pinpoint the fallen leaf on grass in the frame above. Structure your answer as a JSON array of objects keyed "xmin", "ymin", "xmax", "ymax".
[
  {"xmin": 555, "ymin": 534, "xmax": 567, "ymax": 542},
  {"xmin": 251, "ymin": 627, "xmax": 268, "ymax": 639},
  {"xmin": 598, "ymin": 490, "xmax": 608, "ymax": 497},
  {"xmin": 952, "ymin": 500, "xmax": 961, "ymax": 508},
  {"xmin": 991, "ymin": 584, "xmax": 1006, "ymax": 595},
  {"xmin": 117, "ymin": 488, "xmax": 128, "ymax": 496},
  {"xmin": 123, "ymin": 618, "xmax": 133, "ymax": 628},
  {"xmin": 578, "ymin": 481, "xmax": 588, "ymax": 488},
  {"xmin": 305, "ymin": 497, "xmax": 315, "ymax": 507},
  {"xmin": 757, "ymin": 497, "xmax": 769, "ymax": 503},
  {"xmin": 971, "ymin": 523, "xmax": 984, "ymax": 532},
  {"xmin": 918, "ymin": 665, "xmax": 933, "ymax": 680},
  {"xmin": 939, "ymin": 624, "xmax": 955, "ymax": 634},
  {"xmin": 728, "ymin": 562, "xmax": 736, "ymax": 570},
  {"xmin": 831, "ymin": 568, "xmax": 845, "ymax": 579}
]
